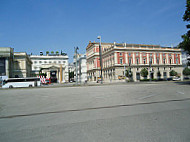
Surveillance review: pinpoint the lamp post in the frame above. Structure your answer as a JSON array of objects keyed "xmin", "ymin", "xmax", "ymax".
[
  {"xmin": 149, "ymin": 59, "xmax": 152, "ymax": 82},
  {"xmin": 74, "ymin": 47, "xmax": 79, "ymax": 85},
  {"xmin": 129, "ymin": 62, "xmax": 132, "ymax": 81},
  {"xmin": 97, "ymin": 36, "xmax": 103, "ymax": 84}
]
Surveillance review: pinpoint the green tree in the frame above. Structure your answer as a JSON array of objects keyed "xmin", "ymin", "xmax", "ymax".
[
  {"xmin": 125, "ymin": 69, "xmax": 133, "ymax": 77},
  {"xmin": 46, "ymin": 51, "xmax": 49, "ymax": 55},
  {"xmin": 179, "ymin": 0, "xmax": 190, "ymax": 54},
  {"xmin": 170, "ymin": 70, "xmax": 178, "ymax": 76},
  {"xmin": 56, "ymin": 51, "xmax": 59, "ymax": 54},
  {"xmin": 51, "ymin": 51, "xmax": 54, "ymax": 54},
  {"xmin": 183, "ymin": 67, "xmax": 190, "ymax": 76},
  {"xmin": 69, "ymin": 71, "xmax": 74, "ymax": 81},
  {"xmin": 140, "ymin": 68, "xmax": 148, "ymax": 78}
]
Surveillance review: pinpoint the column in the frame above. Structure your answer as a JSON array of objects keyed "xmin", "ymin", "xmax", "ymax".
[
  {"xmin": 140, "ymin": 53, "xmax": 142, "ymax": 64},
  {"xmin": 60, "ymin": 65, "xmax": 62, "ymax": 83},
  {"xmin": 114, "ymin": 52, "xmax": 117, "ymax": 64},
  {"xmin": 5, "ymin": 58, "xmax": 9, "ymax": 78}
]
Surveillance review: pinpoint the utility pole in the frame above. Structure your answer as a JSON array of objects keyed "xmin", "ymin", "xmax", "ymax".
[
  {"xmin": 97, "ymin": 36, "xmax": 103, "ymax": 84},
  {"xmin": 75, "ymin": 47, "xmax": 79, "ymax": 85}
]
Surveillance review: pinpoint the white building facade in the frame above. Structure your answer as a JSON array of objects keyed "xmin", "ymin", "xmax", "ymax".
[
  {"xmin": 73, "ymin": 54, "xmax": 87, "ymax": 83},
  {"xmin": 30, "ymin": 54, "xmax": 69, "ymax": 83}
]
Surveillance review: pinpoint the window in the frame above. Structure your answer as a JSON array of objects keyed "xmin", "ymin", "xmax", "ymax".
[
  {"xmin": 143, "ymin": 53, "xmax": 146, "ymax": 56},
  {"xmin": 120, "ymin": 58, "xmax": 123, "ymax": 64},
  {"xmin": 136, "ymin": 52, "xmax": 139, "ymax": 56},
  {"xmin": 49, "ymin": 61, "xmax": 52, "ymax": 63},
  {"xmin": 128, "ymin": 53, "xmax": 131, "ymax": 56},
  {"xmin": 169, "ymin": 54, "xmax": 171, "ymax": 56},
  {"xmin": 163, "ymin": 58, "xmax": 166, "ymax": 64},
  {"xmin": 44, "ymin": 61, "xmax": 47, "ymax": 63},
  {"xmin": 39, "ymin": 61, "xmax": 42, "ymax": 63},
  {"xmin": 150, "ymin": 53, "xmax": 152, "ymax": 56},
  {"xmin": 136, "ymin": 58, "xmax": 139, "ymax": 64},
  {"xmin": 120, "ymin": 52, "xmax": 122, "ymax": 56},
  {"xmin": 143, "ymin": 58, "xmax": 146, "ymax": 64},
  {"xmin": 54, "ymin": 61, "xmax": 56, "ymax": 63},
  {"xmin": 169, "ymin": 58, "xmax": 172, "ymax": 64},
  {"xmin": 63, "ymin": 61, "xmax": 66, "ymax": 63},
  {"xmin": 176, "ymin": 58, "xmax": 178, "ymax": 64},
  {"xmin": 157, "ymin": 58, "xmax": 159, "ymax": 64},
  {"xmin": 157, "ymin": 53, "xmax": 159, "ymax": 56},
  {"xmin": 59, "ymin": 61, "xmax": 61, "ymax": 63},
  {"xmin": 129, "ymin": 58, "xmax": 132, "ymax": 64},
  {"xmin": 34, "ymin": 61, "xmax": 37, "ymax": 64},
  {"xmin": 163, "ymin": 53, "xmax": 165, "ymax": 56},
  {"xmin": 149, "ymin": 58, "xmax": 152, "ymax": 64},
  {"xmin": 176, "ymin": 54, "xmax": 178, "ymax": 57}
]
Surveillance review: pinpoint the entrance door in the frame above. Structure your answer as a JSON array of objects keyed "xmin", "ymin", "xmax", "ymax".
[
  {"xmin": 151, "ymin": 72, "xmax": 154, "ymax": 79},
  {"xmin": 136, "ymin": 73, "xmax": 140, "ymax": 80},
  {"xmin": 50, "ymin": 71, "xmax": 57, "ymax": 83},
  {"xmin": 163, "ymin": 72, "xmax": 167, "ymax": 80}
]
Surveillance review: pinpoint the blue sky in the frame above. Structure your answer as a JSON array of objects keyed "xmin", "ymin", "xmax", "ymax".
[{"xmin": 0, "ymin": 0, "xmax": 187, "ymax": 62}]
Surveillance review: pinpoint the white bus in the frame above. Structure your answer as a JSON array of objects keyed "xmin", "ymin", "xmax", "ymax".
[{"xmin": 2, "ymin": 77, "xmax": 41, "ymax": 88}]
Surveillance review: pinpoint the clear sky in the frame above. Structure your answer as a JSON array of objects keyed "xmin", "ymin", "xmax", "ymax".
[{"xmin": 0, "ymin": 0, "xmax": 187, "ymax": 62}]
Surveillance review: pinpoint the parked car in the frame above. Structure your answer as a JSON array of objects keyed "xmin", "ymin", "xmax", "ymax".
[
  {"xmin": 184, "ymin": 76, "xmax": 190, "ymax": 80},
  {"xmin": 172, "ymin": 77, "xmax": 181, "ymax": 81},
  {"xmin": 167, "ymin": 77, "xmax": 173, "ymax": 81}
]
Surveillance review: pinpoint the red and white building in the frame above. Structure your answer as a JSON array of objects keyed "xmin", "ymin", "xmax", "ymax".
[{"xmin": 86, "ymin": 41, "xmax": 183, "ymax": 82}]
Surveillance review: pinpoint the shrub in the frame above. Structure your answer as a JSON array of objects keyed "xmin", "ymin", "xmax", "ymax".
[
  {"xmin": 140, "ymin": 68, "xmax": 148, "ymax": 77},
  {"xmin": 183, "ymin": 67, "xmax": 190, "ymax": 76},
  {"xmin": 169, "ymin": 70, "xmax": 177, "ymax": 76}
]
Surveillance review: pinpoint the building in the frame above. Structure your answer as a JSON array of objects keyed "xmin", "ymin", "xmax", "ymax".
[
  {"xmin": 73, "ymin": 54, "xmax": 87, "ymax": 83},
  {"xmin": 13, "ymin": 52, "xmax": 32, "ymax": 78},
  {"xmin": 0, "ymin": 48, "xmax": 32, "ymax": 78},
  {"xmin": 30, "ymin": 53, "xmax": 69, "ymax": 83},
  {"xmin": 86, "ymin": 41, "xmax": 183, "ymax": 82},
  {"xmin": 0, "ymin": 47, "xmax": 14, "ymax": 78}
]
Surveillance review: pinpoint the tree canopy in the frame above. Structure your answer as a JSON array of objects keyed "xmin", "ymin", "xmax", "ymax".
[
  {"xmin": 140, "ymin": 68, "xmax": 148, "ymax": 77},
  {"xmin": 169, "ymin": 70, "xmax": 178, "ymax": 76},
  {"xmin": 179, "ymin": 0, "xmax": 190, "ymax": 54},
  {"xmin": 183, "ymin": 67, "xmax": 190, "ymax": 75}
]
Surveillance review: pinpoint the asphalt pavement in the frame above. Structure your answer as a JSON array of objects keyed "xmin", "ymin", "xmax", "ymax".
[{"xmin": 0, "ymin": 82, "xmax": 190, "ymax": 142}]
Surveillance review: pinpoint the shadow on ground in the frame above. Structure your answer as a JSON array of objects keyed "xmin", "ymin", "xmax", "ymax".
[{"xmin": 174, "ymin": 81, "xmax": 190, "ymax": 85}]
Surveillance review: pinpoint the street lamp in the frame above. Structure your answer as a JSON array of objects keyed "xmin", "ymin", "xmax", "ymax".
[
  {"xmin": 74, "ymin": 47, "xmax": 79, "ymax": 85},
  {"xmin": 128, "ymin": 62, "xmax": 132, "ymax": 81},
  {"xmin": 97, "ymin": 36, "xmax": 103, "ymax": 84},
  {"xmin": 149, "ymin": 59, "xmax": 152, "ymax": 82}
]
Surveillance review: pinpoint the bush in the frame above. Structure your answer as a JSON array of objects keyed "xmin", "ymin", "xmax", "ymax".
[
  {"xmin": 140, "ymin": 79, "xmax": 149, "ymax": 81},
  {"xmin": 183, "ymin": 67, "xmax": 190, "ymax": 76},
  {"xmin": 125, "ymin": 69, "xmax": 133, "ymax": 77},
  {"xmin": 169, "ymin": 70, "xmax": 177, "ymax": 76},
  {"xmin": 140, "ymin": 68, "xmax": 148, "ymax": 77},
  {"xmin": 140, "ymin": 78, "xmax": 157, "ymax": 81}
]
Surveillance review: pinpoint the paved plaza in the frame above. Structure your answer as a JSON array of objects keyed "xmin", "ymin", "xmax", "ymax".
[{"xmin": 0, "ymin": 82, "xmax": 190, "ymax": 142}]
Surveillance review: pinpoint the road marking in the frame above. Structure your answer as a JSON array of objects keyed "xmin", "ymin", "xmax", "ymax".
[
  {"xmin": 138, "ymin": 94, "xmax": 159, "ymax": 100},
  {"xmin": 177, "ymin": 91, "xmax": 185, "ymax": 95}
]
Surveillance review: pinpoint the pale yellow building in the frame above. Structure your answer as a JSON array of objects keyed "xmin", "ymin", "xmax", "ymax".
[{"xmin": 13, "ymin": 52, "xmax": 32, "ymax": 78}]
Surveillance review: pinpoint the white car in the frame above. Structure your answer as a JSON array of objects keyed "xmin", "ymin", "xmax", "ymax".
[{"xmin": 172, "ymin": 77, "xmax": 181, "ymax": 81}]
